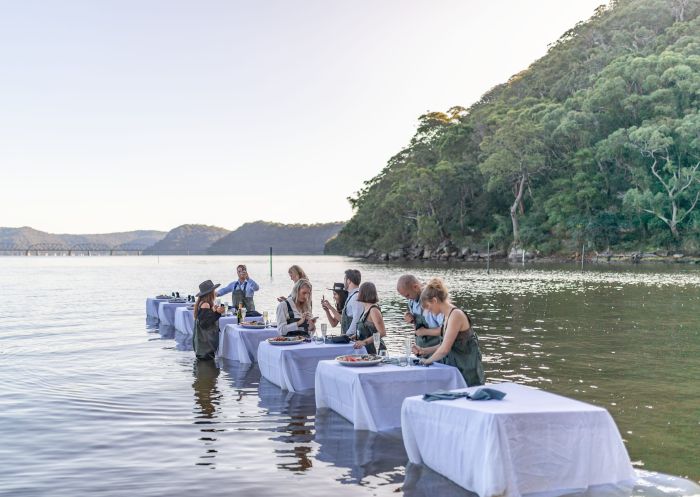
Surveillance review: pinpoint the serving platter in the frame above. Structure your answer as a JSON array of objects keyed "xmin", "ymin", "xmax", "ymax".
[
  {"xmin": 267, "ymin": 336, "xmax": 305, "ymax": 346},
  {"xmin": 239, "ymin": 322, "xmax": 267, "ymax": 329},
  {"xmin": 335, "ymin": 354, "xmax": 383, "ymax": 367}
]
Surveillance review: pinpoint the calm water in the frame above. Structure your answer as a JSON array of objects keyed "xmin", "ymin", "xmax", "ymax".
[{"xmin": 1, "ymin": 256, "xmax": 699, "ymax": 496}]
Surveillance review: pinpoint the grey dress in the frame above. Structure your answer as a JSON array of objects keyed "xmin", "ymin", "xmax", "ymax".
[{"xmin": 439, "ymin": 307, "xmax": 485, "ymax": 386}]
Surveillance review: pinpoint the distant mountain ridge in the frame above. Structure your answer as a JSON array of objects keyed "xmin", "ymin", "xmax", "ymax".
[
  {"xmin": 208, "ymin": 221, "xmax": 345, "ymax": 255},
  {"xmin": 144, "ymin": 224, "xmax": 229, "ymax": 254},
  {"xmin": 0, "ymin": 227, "xmax": 167, "ymax": 249}
]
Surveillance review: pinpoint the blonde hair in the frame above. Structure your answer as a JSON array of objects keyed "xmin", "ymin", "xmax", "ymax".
[
  {"xmin": 288, "ymin": 265, "xmax": 307, "ymax": 281},
  {"xmin": 420, "ymin": 278, "xmax": 449, "ymax": 306},
  {"xmin": 290, "ymin": 278, "xmax": 312, "ymax": 313}
]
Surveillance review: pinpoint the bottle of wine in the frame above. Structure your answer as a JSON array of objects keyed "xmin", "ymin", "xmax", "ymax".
[{"xmin": 237, "ymin": 303, "xmax": 243, "ymax": 323}]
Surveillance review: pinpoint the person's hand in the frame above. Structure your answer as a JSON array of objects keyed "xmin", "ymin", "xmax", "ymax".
[
  {"xmin": 201, "ymin": 302, "xmax": 211, "ymax": 309},
  {"xmin": 404, "ymin": 311, "xmax": 415, "ymax": 324},
  {"xmin": 419, "ymin": 358, "xmax": 431, "ymax": 366},
  {"xmin": 412, "ymin": 344, "xmax": 422, "ymax": 356},
  {"xmin": 321, "ymin": 299, "xmax": 331, "ymax": 310},
  {"xmin": 216, "ymin": 304, "xmax": 225, "ymax": 314},
  {"xmin": 353, "ymin": 340, "xmax": 365, "ymax": 349},
  {"xmin": 277, "ymin": 296, "xmax": 286, "ymax": 302}
]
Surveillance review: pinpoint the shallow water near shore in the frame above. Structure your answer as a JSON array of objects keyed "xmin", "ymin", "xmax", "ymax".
[{"xmin": 1, "ymin": 255, "xmax": 699, "ymax": 496}]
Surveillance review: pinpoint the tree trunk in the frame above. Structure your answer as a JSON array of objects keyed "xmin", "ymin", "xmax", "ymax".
[{"xmin": 510, "ymin": 173, "xmax": 527, "ymax": 247}]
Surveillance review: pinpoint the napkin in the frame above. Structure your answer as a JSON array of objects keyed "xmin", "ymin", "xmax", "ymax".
[{"xmin": 422, "ymin": 388, "xmax": 506, "ymax": 402}]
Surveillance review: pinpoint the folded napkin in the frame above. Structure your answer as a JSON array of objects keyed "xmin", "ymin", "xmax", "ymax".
[{"xmin": 423, "ymin": 387, "xmax": 506, "ymax": 402}]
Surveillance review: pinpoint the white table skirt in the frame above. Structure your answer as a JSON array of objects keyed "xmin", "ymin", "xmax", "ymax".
[
  {"xmin": 157, "ymin": 302, "xmax": 188, "ymax": 326},
  {"xmin": 219, "ymin": 324, "xmax": 279, "ymax": 363},
  {"xmin": 315, "ymin": 360, "xmax": 466, "ymax": 432},
  {"xmin": 174, "ymin": 307, "xmax": 194, "ymax": 335},
  {"xmin": 401, "ymin": 382, "xmax": 636, "ymax": 497},
  {"xmin": 257, "ymin": 341, "xmax": 362, "ymax": 393},
  {"xmin": 146, "ymin": 298, "xmax": 169, "ymax": 319}
]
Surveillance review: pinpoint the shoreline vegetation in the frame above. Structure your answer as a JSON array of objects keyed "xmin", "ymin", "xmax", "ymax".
[{"xmin": 325, "ymin": 0, "xmax": 700, "ymax": 262}]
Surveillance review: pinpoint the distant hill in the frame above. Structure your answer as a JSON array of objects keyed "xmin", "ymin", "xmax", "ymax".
[
  {"xmin": 208, "ymin": 221, "xmax": 345, "ymax": 255},
  {"xmin": 144, "ymin": 224, "xmax": 230, "ymax": 254},
  {"xmin": 0, "ymin": 227, "xmax": 166, "ymax": 250}
]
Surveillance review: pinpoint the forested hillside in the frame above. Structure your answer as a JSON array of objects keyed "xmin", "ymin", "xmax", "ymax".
[{"xmin": 327, "ymin": 0, "xmax": 700, "ymax": 259}]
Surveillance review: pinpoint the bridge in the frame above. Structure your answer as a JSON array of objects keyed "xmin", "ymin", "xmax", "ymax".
[{"xmin": 0, "ymin": 242, "xmax": 151, "ymax": 256}]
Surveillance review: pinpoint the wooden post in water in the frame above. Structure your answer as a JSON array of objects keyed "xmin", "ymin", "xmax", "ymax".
[
  {"xmin": 522, "ymin": 247, "xmax": 525, "ymax": 266},
  {"xmin": 486, "ymin": 241, "xmax": 490, "ymax": 275},
  {"xmin": 581, "ymin": 244, "xmax": 585, "ymax": 271},
  {"xmin": 269, "ymin": 246, "xmax": 273, "ymax": 277}
]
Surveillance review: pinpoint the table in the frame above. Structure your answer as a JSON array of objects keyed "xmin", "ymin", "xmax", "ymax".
[
  {"xmin": 219, "ymin": 324, "xmax": 279, "ymax": 363},
  {"xmin": 315, "ymin": 360, "xmax": 466, "ymax": 432},
  {"xmin": 257, "ymin": 341, "xmax": 362, "ymax": 393},
  {"xmin": 146, "ymin": 297, "xmax": 169, "ymax": 320},
  {"xmin": 401, "ymin": 382, "xmax": 636, "ymax": 497},
  {"xmin": 174, "ymin": 307, "xmax": 194, "ymax": 335},
  {"xmin": 157, "ymin": 301, "xmax": 189, "ymax": 327}
]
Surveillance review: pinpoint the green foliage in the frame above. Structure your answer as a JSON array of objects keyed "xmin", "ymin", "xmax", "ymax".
[{"xmin": 330, "ymin": 0, "xmax": 700, "ymax": 255}]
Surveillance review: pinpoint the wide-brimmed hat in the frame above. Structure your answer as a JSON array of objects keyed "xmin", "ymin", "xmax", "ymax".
[
  {"xmin": 196, "ymin": 279, "xmax": 220, "ymax": 297},
  {"xmin": 327, "ymin": 282, "xmax": 345, "ymax": 292}
]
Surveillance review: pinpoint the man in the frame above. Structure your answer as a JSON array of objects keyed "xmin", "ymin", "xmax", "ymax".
[
  {"xmin": 396, "ymin": 274, "xmax": 443, "ymax": 355},
  {"xmin": 341, "ymin": 269, "xmax": 363, "ymax": 337},
  {"xmin": 217, "ymin": 264, "xmax": 259, "ymax": 311}
]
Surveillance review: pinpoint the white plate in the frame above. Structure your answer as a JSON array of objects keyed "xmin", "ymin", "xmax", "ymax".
[
  {"xmin": 336, "ymin": 354, "xmax": 383, "ymax": 367},
  {"xmin": 239, "ymin": 323, "xmax": 266, "ymax": 329},
  {"xmin": 267, "ymin": 337, "xmax": 305, "ymax": 346}
]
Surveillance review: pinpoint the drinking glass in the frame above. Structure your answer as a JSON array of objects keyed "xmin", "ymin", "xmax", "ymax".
[
  {"xmin": 404, "ymin": 336, "xmax": 413, "ymax": 368},
  {"xmin": 241, "ymin": 308, "xmax": 247, "ymax": 321},
  {"xmin": 321, "ymin": 323, "xmax": 327, "ymax": 343},
  {"xmin": 372, "ymin": 332, "xmax": 381, "ymax": 355},
  {"xmin": 314, "ymin": 329, "xmax": 324, "ymax": 345},
  {"xmin": 263, "ymin": 310, "xmax": 269, "ymax": 326}
]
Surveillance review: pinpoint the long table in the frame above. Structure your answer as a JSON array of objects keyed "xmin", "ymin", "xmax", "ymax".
[
  {"xmin": 315, "ymin": 360, "xmax": 466, "ymax": 432},
  {"xmin": 401, "ymin": 382, "xmax": 636, "ymax": 497},
  {"xmin": 219, "ymin": 324, "xmax": 279, "ymax": 363},
  {"xmin": 146, "ymin": 297, "xmax": 169, "ymax": 320},
  {"xmin": 157, "ymin": 301, "xmax": 189, "ymax": 327},
  {"xmin": 257, "ymin": 341, "xmax": 362, "ymax": 392},
  {"xmin": 173, "ymin": 308, "xmax": 243, "ymax": 336}
]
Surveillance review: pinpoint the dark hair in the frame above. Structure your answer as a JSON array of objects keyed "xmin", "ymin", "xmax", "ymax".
[
  {"xmin": 344, "ymin": 269, "xmax": 361, "ymax": 286},
  {"xmin": 194, "ymin": 291, "xmax": 216, "ymax": 320},
  {"xmin": 237, "ymin": 264, "xmax": 247, "ymax": 271},
  {"xmin": 357, "ymin": 282, "xmax": 378, "ymax": 304},
  {"xmin": 333, "ymin": 289, "xmax": 349, "ymax": 312}
]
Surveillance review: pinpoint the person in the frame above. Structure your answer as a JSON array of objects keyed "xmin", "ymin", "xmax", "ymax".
[
  {"xmin": 217, "ymin": 264, "xmax": 259, "ymax": 311},
  {"xmin": 193, "ymin": 279, "xmax": 226, "ymax": 361},
  {"xmin": 351, "ymin": 282, "xmax": 387, "ymax": 355},
  {"xmin": 277, "ymin": 265, "xmax": 308, "ymax": 302},
  {"xmin": 397, "ymin": 274, "xmax": 443, "ymax": 358},
  {"xmin": 412, "ymin": 278, "xmax": 485, "ymax": 386},
  {"xmin": 276, "ymin": 278, "xmax": 316, "ymax": 336},
  {"xmin": 339, "ymin": 269, "xmax": 363, "ymax": 336},
  {"xmin": 320, "ymin": 282, "xmax": 348, "ymax": 328}
]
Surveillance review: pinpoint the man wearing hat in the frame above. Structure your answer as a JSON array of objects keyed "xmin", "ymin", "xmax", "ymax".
[{"xmin": 193, "ymin": 279, "xmax": 225, "ymax": 361}]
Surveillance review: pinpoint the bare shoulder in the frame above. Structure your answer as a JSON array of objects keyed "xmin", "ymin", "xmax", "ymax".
[{"xmin": 448, "ymin": 307, "xmax": 471, "ymax": 330}]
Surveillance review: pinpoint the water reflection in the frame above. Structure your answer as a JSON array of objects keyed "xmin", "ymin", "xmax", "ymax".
[
  {"xmin": 315, "ymin": 409, "xmax": 406, "ymax": 486},
  {"xmin": 257, "ymin": 379, "xmax": 316, "ymax": 473},
  {"xmin": 192, "ymin": 360, "xmax": 221, "ymax": 468}
]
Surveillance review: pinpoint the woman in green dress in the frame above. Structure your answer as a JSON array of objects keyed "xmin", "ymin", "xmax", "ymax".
[
  {"xmin": 193, "ymin": 279, "xmax": 226, "ymax": 361},
  {"xmin": 412, "ymin": 278, "xmax": 485, "ymax": 386}
]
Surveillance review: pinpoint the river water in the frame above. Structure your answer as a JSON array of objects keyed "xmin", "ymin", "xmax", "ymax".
[{"xmin": 1, "ymin": 256, "xmax": 699, "ymax": 496}]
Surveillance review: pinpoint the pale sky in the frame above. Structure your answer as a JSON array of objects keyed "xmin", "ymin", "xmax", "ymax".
[{"xmin": 0, "ymin": 0, "xmax": 606, "ymax": 234}]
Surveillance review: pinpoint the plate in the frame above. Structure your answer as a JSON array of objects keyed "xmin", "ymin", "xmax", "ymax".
[
  {"xmin": 267, "ymin": 336, "xmax": 305, "ymax": 346},
  {"xmin": 336, "ymin": 354, "xmax": 383, "ymax": 367},
  {"xmin": 240, "ymin": 323, "xmax": 267, "ymax": 329}
]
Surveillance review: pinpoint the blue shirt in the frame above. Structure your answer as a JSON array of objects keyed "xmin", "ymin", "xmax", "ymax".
[
  {"xmin": 407, "ymin": 298, "xmax": 443, "ymax": 328},
  {"xmin": 217, "ymin": 279, "xmax": 259, "ymax": 298}
]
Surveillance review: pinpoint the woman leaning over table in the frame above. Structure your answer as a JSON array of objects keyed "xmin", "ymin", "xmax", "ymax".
[
  {"xmin": 277, "ymin": 265, "xmax": 308, "ymax": 302},
  {"xmin": 412, "ymin": 278, "xmax": 485, "ymax": 386},
  {"xmin": 351, "ymin": 282, "xmax": 387, "ymax": 355},
  {"xmin": 276, "ymin": 278, "xmax": 316, "ymax": 337}
]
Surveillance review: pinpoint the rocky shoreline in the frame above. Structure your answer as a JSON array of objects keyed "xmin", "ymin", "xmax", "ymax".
[{"xmin": 347, "ymin": 241, "xmax": 700, "ymax": 264}]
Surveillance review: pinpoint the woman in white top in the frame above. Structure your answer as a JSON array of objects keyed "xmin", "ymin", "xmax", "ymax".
[{"xmin": 276, "ymin": 278, "xmax": 316, "ymax": 336}]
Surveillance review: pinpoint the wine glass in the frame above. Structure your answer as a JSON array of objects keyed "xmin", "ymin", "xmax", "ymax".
[
  {"xmin": 321, "ymin": 323, "xmax": 327, "ymax": 343},
  {"xmin": 372, "ymin": 332, "xmax": 381, "ymax": 355},
  {"xmin": 263, "ymin": 310, "xmax": 269, "ymax": 326}
]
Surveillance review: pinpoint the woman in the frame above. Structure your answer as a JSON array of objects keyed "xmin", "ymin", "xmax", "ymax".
[
  {"xmin": 193, "ymin": 279, "xmax": 226, "ymax": 361},
  {"xmin": 276, "ymin": 278, "xmax": 316, "ymax": 336},
  {"xmin": 412, "ymin": 278, "xmax": 485, "ymax": 386},
  {"xmin": 321, "ymin": 283, "xmax": 348, "ymax": 328},
  {"xmin": 277, "ymin": 265, "xmax": 308, "ymax": 302},
  {"xmin": 351, "ymin": 282, "xmax": 387, "ymax": 355}
]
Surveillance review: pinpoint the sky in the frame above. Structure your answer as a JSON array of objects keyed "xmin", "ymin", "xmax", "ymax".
[{"xmin": 0, "ymin": 0, "xmax": 607, "ymax": 234}]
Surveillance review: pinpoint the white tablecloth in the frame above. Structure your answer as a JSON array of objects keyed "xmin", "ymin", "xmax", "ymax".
[
  {"xmin": 174, "ymin": 307, "xmax": 194, "ymax": 335},
  {"xmin": 315, "ymin": 360, "xmax": 466, "ymax": 432},
  {"xmin": 257, "ymin": 341, "xmax": 362, "ymax": 392},
  {"xmin": 157, "ymin": 302, "xmax": 189, "ymax": 326},
  {"xmin": 146, "ymin": 297, "xmax": 169, "ymax": 319},
  {"xmin": 401, "ymin": 382, "xmax": 636, "ymax": 497},
  {"xmin": 219, "ymin": 324, "xmax": 279, "ymax": 363}
]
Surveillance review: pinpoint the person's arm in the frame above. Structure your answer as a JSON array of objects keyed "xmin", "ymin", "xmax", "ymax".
[
  {"xmin": 199, "ymin": 307, "xmax": 222, "ymax": 328},
  {"xmin": 371, "ymin": 307, "xmax": 386, "ymax": 338},
  {"xmin": 420, "ymin": 310, "xmax": 469, "ymax": 365},
  {"xmin": 216, "ymin": 282, "xmax": 233, "ymax": 297},
  {"xmin": 247, "ymin": 278, "xmax": 259, "ymax": 292},
  {"xmin": 415, "ymin": 326, "xmax": 442, "ymax": 337},
  {"xmin": 322, "ymin": 305, "xmax": 340, "ymax": 327}
]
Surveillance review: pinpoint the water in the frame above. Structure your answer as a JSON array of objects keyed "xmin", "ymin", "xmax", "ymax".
[{"xmin": 1, "ymin": 256, "xmax": 699, "ymax": 496}]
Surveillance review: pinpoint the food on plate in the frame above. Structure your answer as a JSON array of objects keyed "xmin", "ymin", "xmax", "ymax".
[{"xmin": 336, "ymin": 354, "xmax": 381, "ymax": 362}]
